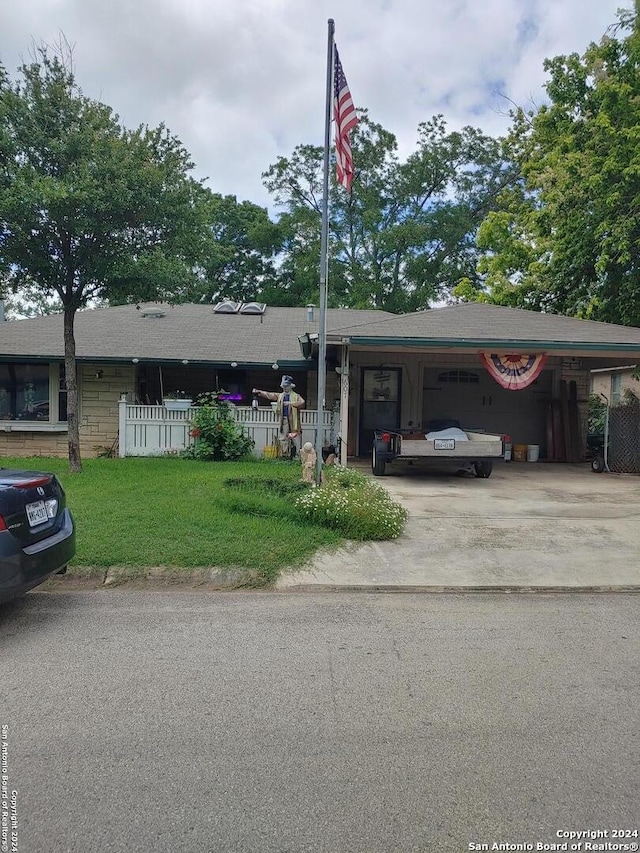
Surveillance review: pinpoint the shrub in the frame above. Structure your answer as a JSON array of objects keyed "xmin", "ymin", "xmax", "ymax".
[
  {"xmin": 588, "ymin": 393, "xmax": 607, "ymax": 434},
  {"xmin": 294, "ymin": 466, "xmax": 408, "ymax": 540},
  {"xmin": 182, "ymin": 393, "xmax": 254, "ymax": 461}
]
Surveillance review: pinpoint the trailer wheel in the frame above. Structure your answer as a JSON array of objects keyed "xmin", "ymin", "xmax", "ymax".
[
  {"xmin": 474, "ymin": 460, "xmax": 493, "ymax": 479},
  {"xmin": 372, "ymin": 443, "xmax": 386, "ymax": 476},
  {"xmin": 591, "ymin": 455, "xmax": 605, "ymax": 473}
]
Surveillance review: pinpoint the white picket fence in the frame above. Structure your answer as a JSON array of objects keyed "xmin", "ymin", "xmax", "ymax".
[{"xmin": 118, "ymin": 401, "xmax": 335, "ymax": 457}]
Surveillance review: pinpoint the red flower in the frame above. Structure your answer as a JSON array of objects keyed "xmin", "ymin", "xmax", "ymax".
[{"xmin": 190, "ymin": 427, "xmax": 201, "ymax": 438}]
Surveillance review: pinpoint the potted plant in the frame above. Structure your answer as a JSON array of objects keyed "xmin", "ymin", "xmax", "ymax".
[{"xmin": 163, "ymin": 391, "xmax": 193, "ymax": 412}]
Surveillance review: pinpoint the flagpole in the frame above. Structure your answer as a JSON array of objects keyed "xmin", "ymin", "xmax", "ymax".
[{"xmin": 316, "ymin": 17, "xmax": 334, "ymax": 486}]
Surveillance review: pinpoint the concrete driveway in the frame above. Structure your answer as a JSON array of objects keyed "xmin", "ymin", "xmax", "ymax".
[{"xmin": 277, "ymin": 462, "xmax": 640, "ymax": 590}]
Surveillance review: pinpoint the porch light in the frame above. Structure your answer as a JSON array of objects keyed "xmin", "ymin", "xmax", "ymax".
[
  {"xmin": 272, "ymin": 363, "xmax": 279, "ymax": 370},
  {"xmin": 230, "ymin": 362, "xmax": 238, "ymax": 368},
  {"xmin": 298, "ymin": 333, "xmax": 312, "ymax": 360}
]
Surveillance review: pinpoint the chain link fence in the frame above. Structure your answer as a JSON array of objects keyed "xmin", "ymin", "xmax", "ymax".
[{"xmin": 609, "ymin": 395, "xmax": 640, "ymax": 474}]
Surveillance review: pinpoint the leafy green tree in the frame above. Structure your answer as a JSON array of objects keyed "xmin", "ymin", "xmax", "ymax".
[
  {"xmin": 469, "ymin": 5, "xmax": 640, "ymax": 325},
  {"xmin": 0, "ymin": 46, "xmax": 208, "ymax": 470},
  {"xmin": 263, "ymin": 113, "xmax": 514, "ymax": 312},
  {"xmin": 193, "ymin": 193, "xmax": 283, "ymax": 304}
]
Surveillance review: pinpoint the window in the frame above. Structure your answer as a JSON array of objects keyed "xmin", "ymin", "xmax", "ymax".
[
  {"xmin": 0, "ymin": 363, "xmax": 67, "ymax": 422},
  {"xmin": 437, "ymin": 370, "xmax": 479, "ymax": 384},
  {"xmin": 611, "ymin": 373, "xmax": 622, "ymax": 405}
]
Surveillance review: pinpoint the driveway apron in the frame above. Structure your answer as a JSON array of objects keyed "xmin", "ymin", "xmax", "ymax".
[{"xmin": 277, "ymin": 463, "xmax": 640, "ymax": 590}]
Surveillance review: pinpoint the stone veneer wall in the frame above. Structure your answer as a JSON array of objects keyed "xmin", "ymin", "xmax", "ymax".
[{"xmin": 0, "ymin": 363, "xmax": 135, "ymax": 459}]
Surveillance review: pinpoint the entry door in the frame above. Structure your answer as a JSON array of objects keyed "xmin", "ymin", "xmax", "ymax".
[{"xmin": 359, "ymin": 367, "xmax": 401, "ymax": 456}]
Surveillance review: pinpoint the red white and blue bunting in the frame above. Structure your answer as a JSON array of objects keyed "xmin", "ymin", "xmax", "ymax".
[{"xmin": 480, "ymin": 352, "xmax": 547, "ymax": 391}]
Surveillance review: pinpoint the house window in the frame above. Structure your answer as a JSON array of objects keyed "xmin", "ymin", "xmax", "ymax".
[
  {"xmin": 437, "ymin": 370, "xmax": 480, "ymax": 384},
  {"xmin": 0, "ymin": 363, "xmax": 67, "ymax": 422},
  {"xmin": 611, "ymin": 373, "xmax": 622, "ymax": 405}
]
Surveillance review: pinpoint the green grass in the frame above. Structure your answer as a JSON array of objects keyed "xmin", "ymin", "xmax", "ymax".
[{"xmin": 1, "ymin": 456, "xmax": 341, "ymax": 584}]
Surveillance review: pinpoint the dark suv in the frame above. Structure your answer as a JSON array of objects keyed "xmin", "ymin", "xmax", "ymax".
[{"xmin": 0, "ymin": 468, "xmax": 75, "ymax": 604}]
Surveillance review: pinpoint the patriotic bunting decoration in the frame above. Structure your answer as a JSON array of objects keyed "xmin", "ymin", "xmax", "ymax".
[{"xmin": 480, "ymin": 353, "xmax": 547, "ymax": 390}]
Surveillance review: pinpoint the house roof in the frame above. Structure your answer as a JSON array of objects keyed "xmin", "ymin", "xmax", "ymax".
[
  {"xmin": 2, "ymin": 301, "xmax": 640, "ymax": 365},
  {"xmin": 0, "ymin": 303, "xmax": 395, "ymax": 366},
  {"xmin": 330, "ymin": 302, "xmax": 640, "ymax": 352}
]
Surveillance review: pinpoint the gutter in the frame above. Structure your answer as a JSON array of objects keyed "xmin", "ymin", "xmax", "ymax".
[
  {"xmin": 349, "ymin": 336, "xmax": 640, "ymax": 353},
  {"xmin": 0, "ymin": 355, "xmax": 311, "ymax": 370}
]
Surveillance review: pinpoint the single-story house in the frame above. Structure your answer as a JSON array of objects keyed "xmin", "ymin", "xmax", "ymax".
[
  {"xmin": 591, "ymin": 364, "xmax": 639, "ymax": 405},
  {"xmin": 2, "ymin": 299, "xmax": 640, "ymax": 463}
]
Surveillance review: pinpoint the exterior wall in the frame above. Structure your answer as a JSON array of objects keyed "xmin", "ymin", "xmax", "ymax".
[
  {"xmin": 79, "ymin": 363, "xmax": 135, "ymax": 457},
  {"xmin": 0, "ymin": 430, "xmax": 69, "ymax": 458},
  {"xmin": 0, "ymin": 362, "xmax": 135, "ymax": 459},
  {"xmin": 591, "ymin": 368, "xmax": 639, "ymax": 402}
]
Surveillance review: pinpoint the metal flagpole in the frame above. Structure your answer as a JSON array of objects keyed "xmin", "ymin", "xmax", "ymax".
[{"xmin": 316, "ymin": 18, "xmax": 334, "ymax": 486}]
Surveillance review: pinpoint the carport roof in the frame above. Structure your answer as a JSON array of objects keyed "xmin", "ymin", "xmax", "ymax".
[{"xmin": 330, "ymin": 303, "xmax": 640, "ymax": 352}]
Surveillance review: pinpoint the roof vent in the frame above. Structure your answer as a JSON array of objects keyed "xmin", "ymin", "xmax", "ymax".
[
  {"xmin": 213, "ymin": 300, "xmax": 241, "ymax": 314},
  {"xmin": 239, "ymin": 302, "xmax": 266, "ymax": 315},
  {"xmin": 140, "ymin": 307, "xmax": 166, "ymax": 319}
]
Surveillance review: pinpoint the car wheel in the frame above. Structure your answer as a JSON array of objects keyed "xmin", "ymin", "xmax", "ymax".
[
  {"xmin": 591, "ymin": 455, "xmax": 605, "ymax": 473},
  {"xmin": 372, "ymin": 443, "xmax": 386, "ymax": 476},
  {"xmin": 474, "ymin": 460, "xmax": 493, "ymax": 478}
]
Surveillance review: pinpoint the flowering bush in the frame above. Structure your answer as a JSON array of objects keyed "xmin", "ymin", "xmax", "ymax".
[
  {"xmin": 181, "ymin": 393, "xmax": 254, "ymax": 461},
  {"xmin": 294, "ymin": 466, "xmax": 407, "ymax": 540}
]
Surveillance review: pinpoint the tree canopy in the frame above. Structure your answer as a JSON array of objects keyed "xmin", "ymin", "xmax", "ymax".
[
  {"xmin": 263, "ymin": 112, "xmax": 515, "ymax": 313},
  {"xmin": 460, "ymin": 4, "xmax": 640, "ymax": 327},
  {"xmin": 0, "ymin": 46, "xmax": 209, "ymax": 469}
]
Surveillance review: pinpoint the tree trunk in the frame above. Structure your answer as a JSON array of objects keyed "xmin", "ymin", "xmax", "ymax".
[{"xmin": 63, "ymin": 308, "xmax": 82, "ymax": 472}]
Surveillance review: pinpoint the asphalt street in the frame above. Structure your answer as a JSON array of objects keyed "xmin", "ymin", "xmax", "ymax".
[{"xmin": 1, "ymin": 590, "xmax": 639, "ymax": 853}]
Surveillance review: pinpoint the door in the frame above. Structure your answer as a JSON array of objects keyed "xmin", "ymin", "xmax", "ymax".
[
  {"xmin": 422, "ymin": 367, "xmax": 552, "ymax": 449},
  {"xmin": 359, "ymin": 367, "xmax": 401, "ymax": 456}
]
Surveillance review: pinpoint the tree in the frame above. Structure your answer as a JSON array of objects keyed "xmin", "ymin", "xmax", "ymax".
[
  {"xmin": 262, "ymin": 113, "xmax": 514, "ymax": 312},
  {"xmin": 0, "ymin": 46, "xmax": 207, "ymax": 470},
  {"xmin": 468, "ymin": 5, "xmax": 640, "ymax": 325},
  {"xmin": 189, "ymin": 193, "xmax": 283, "ymax": 305}
]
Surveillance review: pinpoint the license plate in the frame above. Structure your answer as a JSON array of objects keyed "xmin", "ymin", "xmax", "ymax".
[
  {"xmin": 26, "ymin": 500, "xmax": 48, "ymax": 527},
  {"xmin": 433, "ymin": 438, "xmax": 455, "ymax": 450}
]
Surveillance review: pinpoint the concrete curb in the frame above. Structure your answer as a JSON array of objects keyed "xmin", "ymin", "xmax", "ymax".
[
  {"xmin": 278, "ymin": 584, "xmax": 640, "ymax": 593},
  {"xmin": 43, "ymin": 566, "xmax": 263, "ymax": 592},
  {"xmin": 42, "ymin": 571, "xmax": 640, "ymax": 594}
]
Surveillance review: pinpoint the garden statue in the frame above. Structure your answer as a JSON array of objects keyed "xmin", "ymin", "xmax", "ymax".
[
  {"xmin": 300, "ymin": 442, "xmax": 317, "ymax": 484},
  {"xmin": 252, "ymin": 375, "xmax": 305, "ymax": 457}
]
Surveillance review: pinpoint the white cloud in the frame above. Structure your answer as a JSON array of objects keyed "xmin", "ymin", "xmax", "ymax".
[{"xmin": 0, "ymin": 0, "xmax": 630, "ymax": 210}]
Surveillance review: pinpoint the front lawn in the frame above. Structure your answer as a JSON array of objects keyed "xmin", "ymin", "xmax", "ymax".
[{"xmin": 2, "ymin": 457, "xmax": 342, "ymax": 584}]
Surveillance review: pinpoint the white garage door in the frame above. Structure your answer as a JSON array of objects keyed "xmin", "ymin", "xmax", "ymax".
[{"xmin": 422, "ymin": 366, "xmax": 552, "ymax": 448}]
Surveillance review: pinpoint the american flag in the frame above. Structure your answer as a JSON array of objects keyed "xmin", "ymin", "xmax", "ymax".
[{"xmin": 333, "ymin": 45, "xmax": 358, "ymax": 192}]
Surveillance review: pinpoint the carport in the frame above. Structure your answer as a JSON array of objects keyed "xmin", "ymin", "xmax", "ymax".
[{"xmin": 325, "ymin": 303, "xmax": 640, "ymax": 460}]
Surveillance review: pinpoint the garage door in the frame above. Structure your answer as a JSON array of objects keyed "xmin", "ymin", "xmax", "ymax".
[{"xmin": 422, "ymin": 366, "xmax": 552, "ymax": 449}]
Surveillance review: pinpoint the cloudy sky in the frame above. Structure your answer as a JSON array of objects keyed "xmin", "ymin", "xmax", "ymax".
[{"xmin": 0, "ymin": 0, "xmax": 630, "ymax": 212}]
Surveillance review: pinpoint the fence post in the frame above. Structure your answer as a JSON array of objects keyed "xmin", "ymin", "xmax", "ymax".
[{"xmin": 118, "ymin": 396, "xmax": 127, "ymax": 458}]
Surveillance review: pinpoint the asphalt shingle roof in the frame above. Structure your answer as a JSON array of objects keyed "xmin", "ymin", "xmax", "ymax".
[
  {"xmin": 2, "ymin": 302, "xmax": 640, "ymax": 363},
  {"xmin": 0, "ymin": 303, "xmax": 395, "ymax": 364},
  {"xmin": 331, "ymin": 302, "xmax": 640, "ymax": 346}
]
